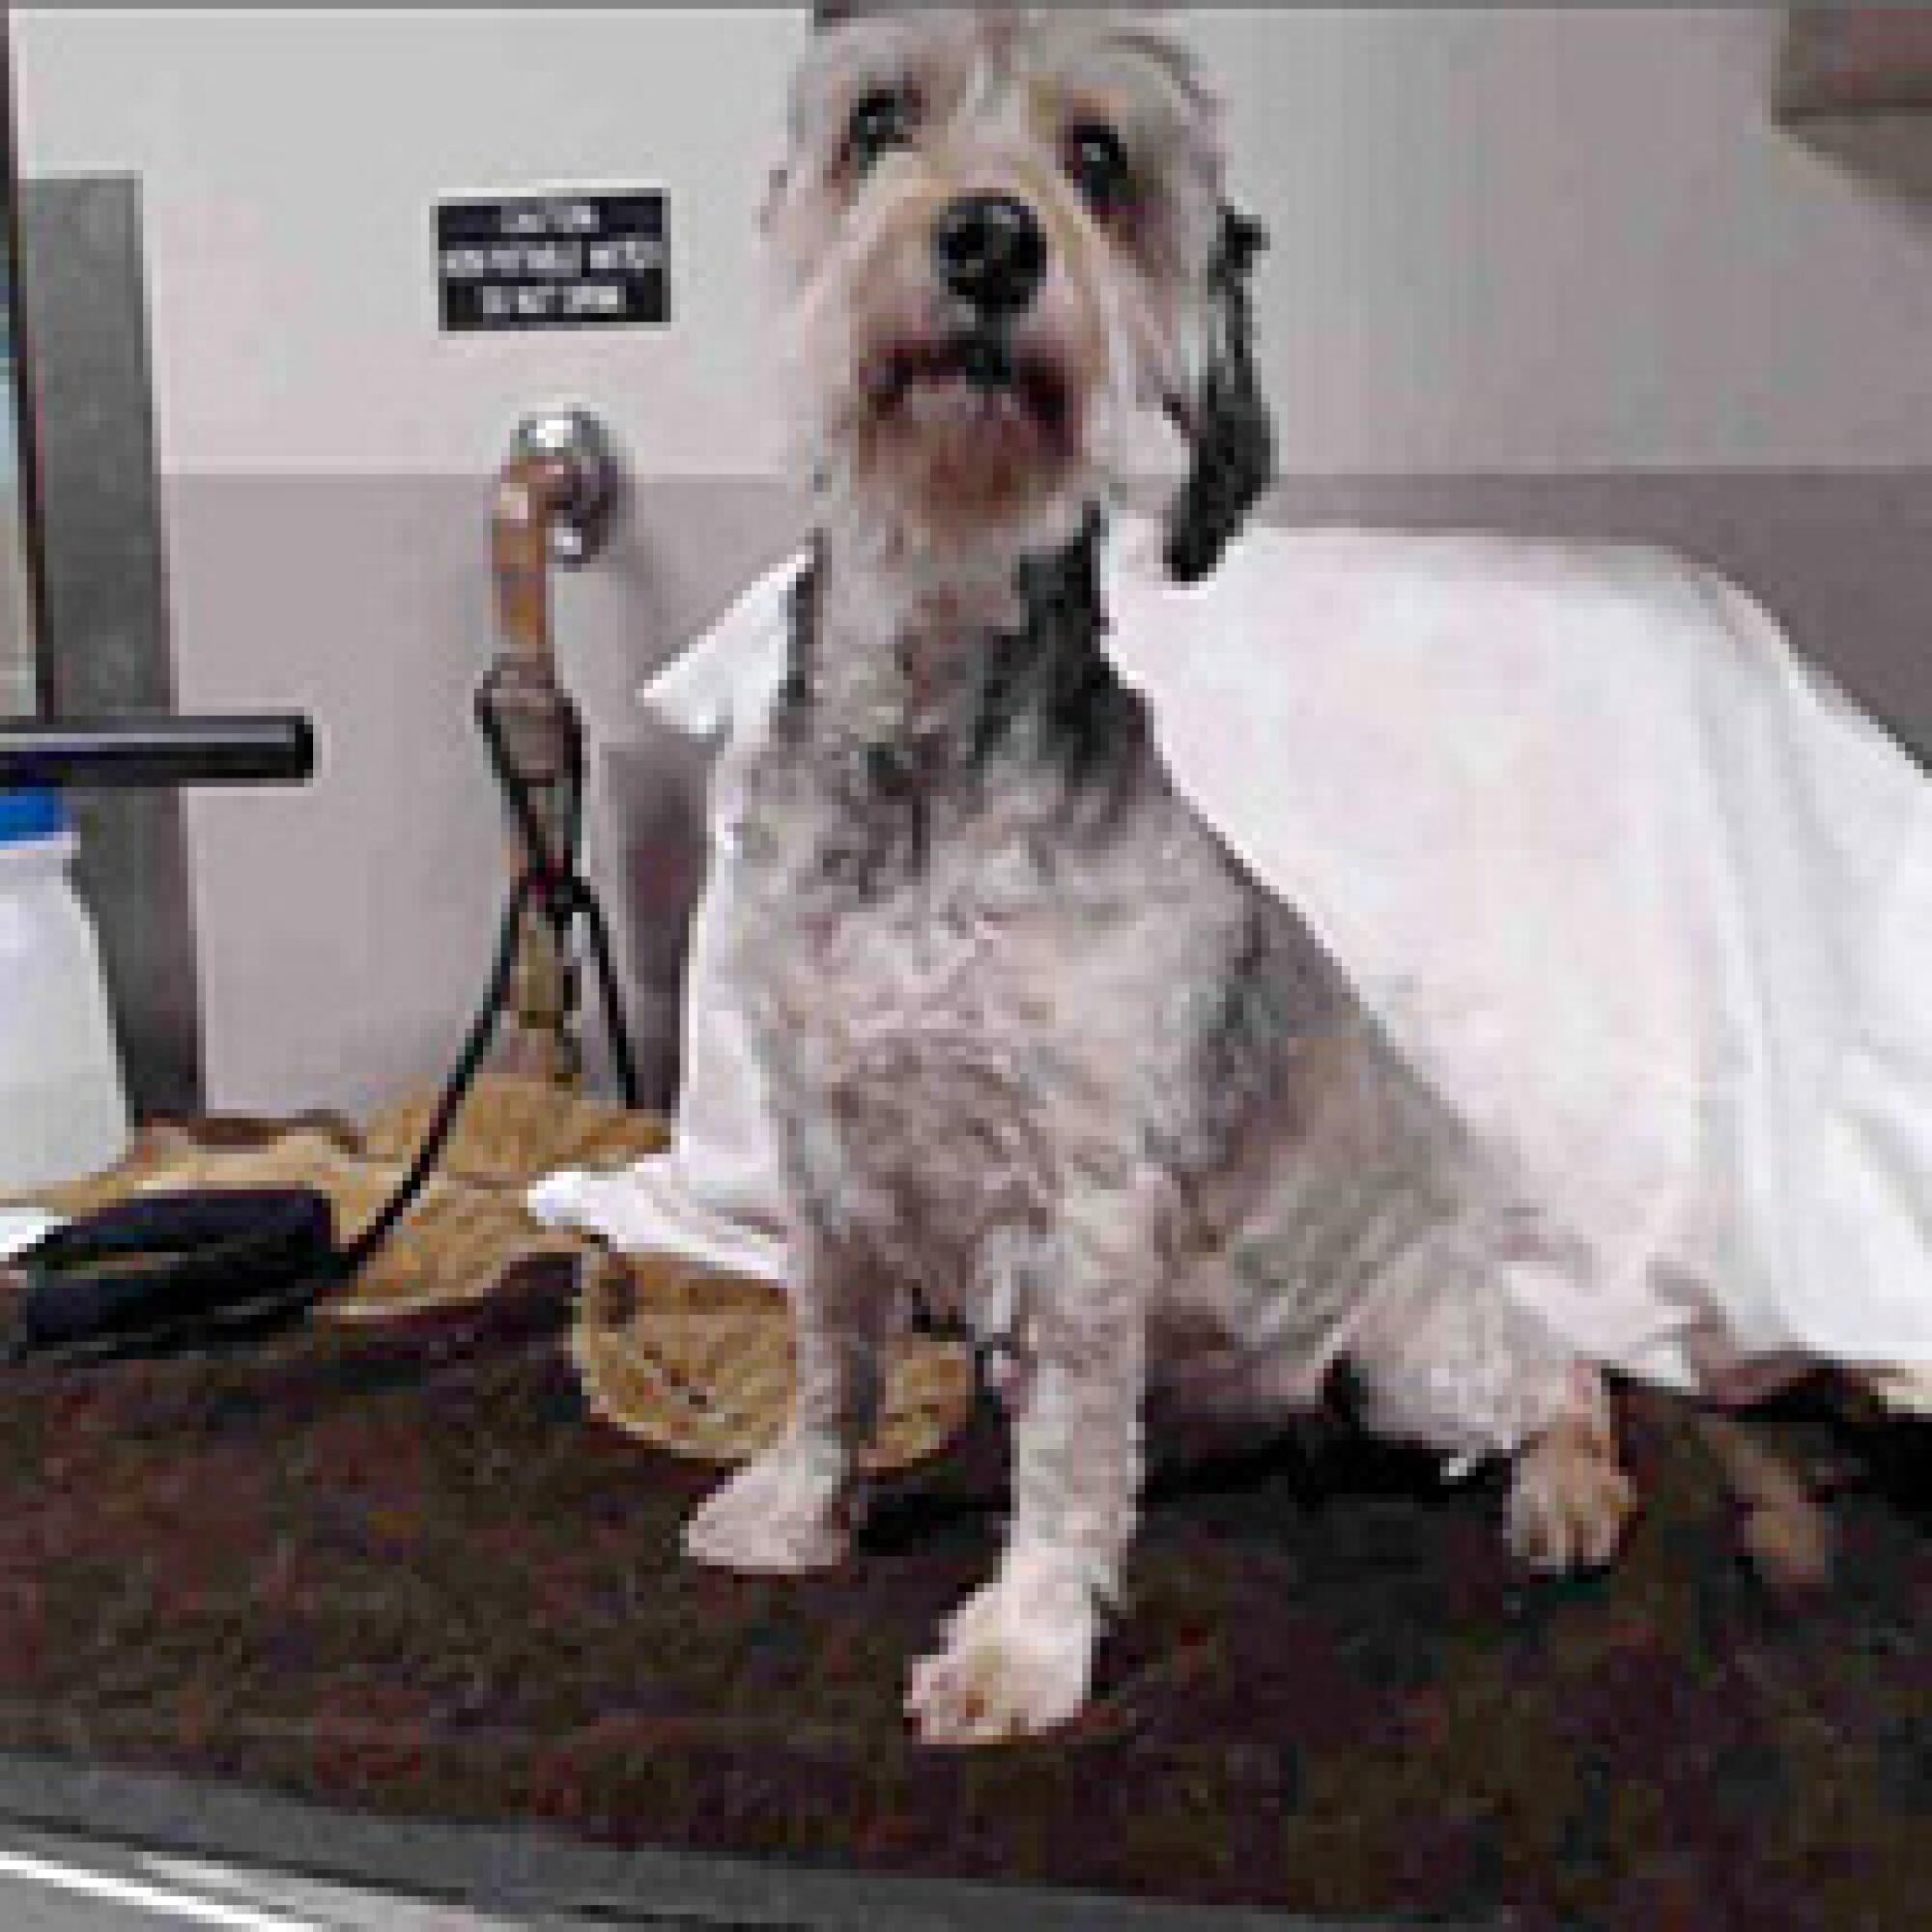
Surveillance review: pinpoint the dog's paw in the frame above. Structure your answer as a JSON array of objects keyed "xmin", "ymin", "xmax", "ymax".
[
  {"xmin": 1505, "ymin": 1430, "xmax": 1636, "ymax": 1575},
  {"xmin": 905, "ymin": 1548, "xmax": 1096, "ymax": 1746},
  {"xmin": 683, "ymin": 1439, "xmax": 859, "ymax": 1576}
]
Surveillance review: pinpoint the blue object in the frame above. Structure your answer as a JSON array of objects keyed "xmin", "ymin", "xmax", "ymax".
[{"xmin": 0, "ymin": 788, "xmax": 70, "ymax": 846}]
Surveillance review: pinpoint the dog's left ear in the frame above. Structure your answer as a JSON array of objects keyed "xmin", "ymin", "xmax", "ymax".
[{"xmin": 1164, "ymin": 205, "xmax": 1275, "ymax": 584}]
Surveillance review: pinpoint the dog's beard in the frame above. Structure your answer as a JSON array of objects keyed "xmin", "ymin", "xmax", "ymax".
[
  {"xmin": 861, "ymin": 329, "xmax": 1072, "ymax": 438},
  {"xmin": 856, "ymin": 326, "xmax": 1086, "ymax": 526},
  {"xmin": 776, "ymin": 254, "xmax": 1106, "ymax": 558},
  {"xmin": 812, "ymin": 320, "xmax": 1092, "ymax": 553}
]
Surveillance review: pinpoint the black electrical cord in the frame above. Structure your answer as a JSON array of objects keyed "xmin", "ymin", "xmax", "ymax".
[{"xmin": 7, "ymin": 672, "xmax": 640, "ymax": 1366}]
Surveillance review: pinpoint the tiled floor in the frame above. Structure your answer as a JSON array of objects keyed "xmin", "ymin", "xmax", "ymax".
[
  {"xmin": 0, "ymin": 1831, "xmax": 523, "ymax": 1930},
  {"xmin": 0, "ymin": 1826, "xmax": 1367, "ymax": 1930}
]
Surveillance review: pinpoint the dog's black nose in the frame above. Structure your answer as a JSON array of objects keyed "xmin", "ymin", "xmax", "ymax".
[{"xmin": 933, "ymin": 193, "xmax": 1047, "ymax": 317}]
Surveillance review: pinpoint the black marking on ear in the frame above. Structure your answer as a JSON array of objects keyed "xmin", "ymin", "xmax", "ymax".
[{"xmin": 1164, "ymin": 205, "xmax": 1276, "ymax": 585}]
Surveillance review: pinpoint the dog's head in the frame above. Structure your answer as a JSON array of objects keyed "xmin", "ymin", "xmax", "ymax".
[{"xmin": 768, "ymin": 7, "xmax": 1273, "ymax": 581}]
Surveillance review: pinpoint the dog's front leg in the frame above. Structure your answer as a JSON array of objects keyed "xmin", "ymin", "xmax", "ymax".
[
  {"xmin": 684, "ymin": 1230, "xmax": 889, "ymax": 1576},
  {"xmin": 908, "ymin": 1201, "xmax": 1148, "ymax": 1746}
]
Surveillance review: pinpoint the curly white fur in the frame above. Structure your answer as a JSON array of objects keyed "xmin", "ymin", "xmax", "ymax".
[{"xmin": 684, "ymin": 7, "xmax": 1634, "ymax": 1746}]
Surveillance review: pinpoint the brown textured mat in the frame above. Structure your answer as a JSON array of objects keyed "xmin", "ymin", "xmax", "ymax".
[
  {"xmin": 572, "ymin": 1252, "xmax": 976, "ymax": 1472},
  {"xmin": 0, "ymin": 1224, "xmax": 1928, "ymax": 1927},
  {"xmin": 24, "ymin": 1079, "xmax": 668, "ymax": 1322},
  {"xmin": 16, "ymin": 1083, "xmax": 976, "ymax": 1471}
]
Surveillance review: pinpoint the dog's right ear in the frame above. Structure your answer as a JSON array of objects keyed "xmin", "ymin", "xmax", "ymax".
[{"xmin": 1163, "ymin": 205, "xmax": 1276, "ymax": 585}]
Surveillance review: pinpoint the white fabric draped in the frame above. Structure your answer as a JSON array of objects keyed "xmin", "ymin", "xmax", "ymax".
[{"xmin": 530, "ymin": 517, "xmax": 1932, "ymax": 1397}]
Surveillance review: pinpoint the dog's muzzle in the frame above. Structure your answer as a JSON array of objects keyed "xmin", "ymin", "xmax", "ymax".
[{"xmin": 933, "ymin": 193, "xmax": 1048, "ymax": 321}]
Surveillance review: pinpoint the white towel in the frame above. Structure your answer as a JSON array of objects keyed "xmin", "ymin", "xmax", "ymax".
[{"xmin": 531, "ymin": 515, "xmax": 1932, "ymax": 1396}]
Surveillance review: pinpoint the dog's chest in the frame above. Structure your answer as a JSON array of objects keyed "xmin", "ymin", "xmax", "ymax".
[
  {"xmin": 771, "ymin": 802, "xmax": 1155, "ymax": 1065},
  {"xmin": 739, "ymin": 738, "xmax": 1232, "ymax": 1152}
]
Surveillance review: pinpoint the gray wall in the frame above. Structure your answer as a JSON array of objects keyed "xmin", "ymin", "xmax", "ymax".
[
  {"xmin": 18, "ymin": 11, "xmax": 1932, "ymax": 477},
  {"xmin": 165, "ymin": 473, "xmax": 801, "ymax": 1117},
  {"xmin": 161, "ymin": 467, "xmax": 1932, "ymax": 1123},
  {"xmin": 11, "ymin": 9, "xmax": 1932, "ymax": 1119}
]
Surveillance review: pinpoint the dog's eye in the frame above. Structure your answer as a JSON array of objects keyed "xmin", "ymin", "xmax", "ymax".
[
  {"xmin": 1064, "ymin": 120, "xmax": 1133, "ymax": 216},
  {"xmin": 845, "ymin": 85, "xmax": 920, "ymax": 170}
]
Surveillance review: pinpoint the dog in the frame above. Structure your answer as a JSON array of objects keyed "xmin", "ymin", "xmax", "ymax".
[{"xmin": 684, "ymin": 5, "xmax": 1635, "ymax": 1746}]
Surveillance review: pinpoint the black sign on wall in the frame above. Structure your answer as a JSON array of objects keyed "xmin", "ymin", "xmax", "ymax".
[{"xmin": 437, "ymin": 191, "xmax": 668, "ymax": 332}]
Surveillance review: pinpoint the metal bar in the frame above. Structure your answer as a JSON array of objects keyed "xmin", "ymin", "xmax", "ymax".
[{"xmin": 0, "ymin": 716, "xmax": 315, "ymax": 791}]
